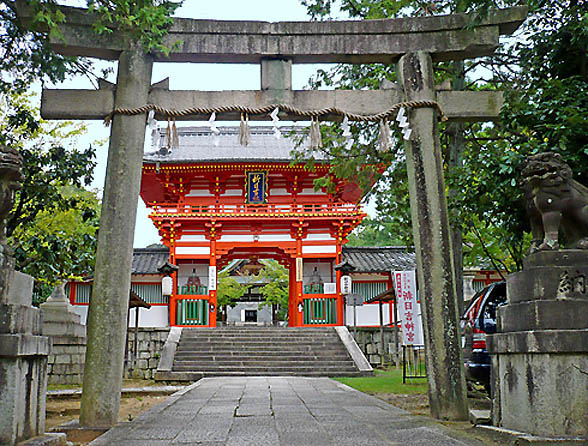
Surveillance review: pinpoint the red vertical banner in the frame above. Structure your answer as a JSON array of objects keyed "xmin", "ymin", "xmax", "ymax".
[{"xmin": 393, "ymin": 270, "xmax": 424, "ymax": 345}]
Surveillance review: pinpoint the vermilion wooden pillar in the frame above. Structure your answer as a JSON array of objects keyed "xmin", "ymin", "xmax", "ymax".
[
  {"xmin": 209, "ymin": 239, "xmax": 217, "ymax": 327},
  {"xmin": 288, "ymin": 260, "xmax": 296, "ymax": 327},
  {"xmin": 295, "ymin": 239, "xmax": 303, "ymax": 327},
  {"xmin": 336, "ymin": 244, "xmax": 344, "ymax": 325},
  {"xmin": 169, "ymin": 250, "xmax": 177, "ymax": 327}
]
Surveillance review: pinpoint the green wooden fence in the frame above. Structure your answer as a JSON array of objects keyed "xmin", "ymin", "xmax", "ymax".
[
  {"xmin": 176, "ymin": 298, "xmax": 208, "ymax": 326},
  {"xmin": 303, "ymin": 297, "xmax": 337, "ymax": 325}
]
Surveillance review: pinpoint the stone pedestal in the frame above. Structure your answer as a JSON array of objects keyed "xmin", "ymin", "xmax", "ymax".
[
  {"xmin": 0, "ymin": 267, "xmax": 50, "ymax": 446},
  {"xmin": 487, "ymin": 250, "xmax": 588, "ymax": 440},
  {"xmin": 41, "ymin": 284, "xmax": 87, "ymax": 384}
]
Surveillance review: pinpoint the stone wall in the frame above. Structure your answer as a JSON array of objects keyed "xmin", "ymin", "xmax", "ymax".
[
  {"xmin": 349, "ymin": 327, "xmax": 400, "ymax": 367},
  {"xmin": 47, "ymin": 336, "xmax": 86, "ymax": 385},
  {"xmin": 125, "ymin": 328, "xmax": 170, "ymax": 379},
  {"xmin": 41, "ymin": 285, "xmax": 88, "ymax": 385}
]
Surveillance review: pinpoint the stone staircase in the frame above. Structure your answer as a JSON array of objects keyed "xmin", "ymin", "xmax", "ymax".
[{"xmin": 155, "ymin": 326, "xmax": 372, "ymax": 381}]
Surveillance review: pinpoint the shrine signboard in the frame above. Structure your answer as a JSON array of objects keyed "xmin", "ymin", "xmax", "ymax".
[
  {"xmin": 245, "ymin": 171, "xmax": 267, "ymax": 204},
  {"xmin": 394, "ymin": 270, "xmax": 424, "ymax": 345}
]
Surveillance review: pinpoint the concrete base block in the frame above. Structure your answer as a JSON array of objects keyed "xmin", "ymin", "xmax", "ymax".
[
  {"xmin": 491, "ymin": 348, "xmax": 588, "ymax": 437},
  {"xmin": 3, "ymin": 270, "xmax": 34, "ymax": 306},
  {"xmin": 0, "ymin": 304, "xmax": 43, "ymax": 335},
  {"xmin": 0, "ymin": 355, "xmax": 48, "ymax": 445},
  {"xmin": 477, "ymin": 426, "xmax": 588, "ymax": 445},
  {"xmin": 42, "ymin": 322, "xmax": 86, "ymax": 338},
  {"xmin": 490, "ymin": 251, "xmax": 588, "ymax": 439}
]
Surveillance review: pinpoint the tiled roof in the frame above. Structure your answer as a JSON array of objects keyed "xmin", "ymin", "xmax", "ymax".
[
  {"xmin": 129, "ymin": 245, "xmax": 415, "ymax": 275},
  {"xmin": 341, "ymin": 246, "xmax": 416, "ymax": 273},
  {"xmin": 144, "ymin": 126, "xmax": 321, "ymax": 164},
  {"xmin": 132, "ymin": 246, "xmax": 169, "ymax": 274}
]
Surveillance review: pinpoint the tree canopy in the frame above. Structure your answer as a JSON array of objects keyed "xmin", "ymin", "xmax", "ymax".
[
  {"xmin": 299, "ymin": 0, "xmax": 588, "ymax": 273},
  {"xmin": 1, "ymin": 1, "xmax": 183, "ymax": 300},
  {"xmin": 1, "ymin": 90, "xmax": 100, "ymax": 302}
]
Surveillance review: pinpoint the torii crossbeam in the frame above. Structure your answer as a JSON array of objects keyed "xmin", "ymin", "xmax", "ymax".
[{"xmin": 18, "ymin": 3, "xmax": 526, "ymax": 427}]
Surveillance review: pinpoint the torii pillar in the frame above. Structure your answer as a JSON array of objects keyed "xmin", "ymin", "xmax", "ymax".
[
  {"xmin": 398, "ymin": 52, "xmax": 468, "ymax": 420},
  {"xmin": 79, "ymin": 44, "xmax": 153, "ymax": 427}
]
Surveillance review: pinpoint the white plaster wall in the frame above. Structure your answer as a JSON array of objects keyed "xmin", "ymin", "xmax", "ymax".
[
  {"xmin": 345, "ymin": 303, "xmax": 393, "ymax": 327},
  {"xmin": 128, "ymin": 306, "xmax": 169, "ymax": 328},
  {"xmin": 71, "ymin": 305, "xmax": 88, "ymax": 325},
  {"xmin": 218, "ymin": 234, "xmax": 255, "ymax": 242},
  {"xmin": 299, "ymin": 188, "xmax": 324, "ymax": 195},
  {"xmin": 257, "ymin": 234, "xmax": 293, "ymax": 242},
  {"xmin": 175, "ymin": 246, "xmax": 210, "ymax": 255},
  {"xmin": 186, "ymin": 189, "xmax": 214, "ymax": 197},
  {"xmin": 70, "ymin": 305, "xmax": 169, "ymax": 328},
  {"xmin": 306, "ymin": 233, "xmax": 335, "ymax": 241},
  {"xmin": 220, "ymin": 189, "xmax": 242, "ymax": 196},
  {"xmin": 302, "ymin": 245, "xmax": 336, "ymax": 254},
  {"xmin": 177, "ymin": 234, "xmax": 207, "ymax": 242}
]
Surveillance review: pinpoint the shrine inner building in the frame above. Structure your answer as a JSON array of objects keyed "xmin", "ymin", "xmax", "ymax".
[{"xmin": 139, "ymin": 126, "xmax": 366, "ymax": 327}]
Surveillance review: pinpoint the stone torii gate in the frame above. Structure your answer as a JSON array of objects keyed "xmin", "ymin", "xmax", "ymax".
[{"xmin": 22, "ymin": 4, "xmax": 526, "ymax": 426}]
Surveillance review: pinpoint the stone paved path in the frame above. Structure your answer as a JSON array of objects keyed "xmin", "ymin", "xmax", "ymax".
[{"xmin": 90, "ymin": 377, "xmax": 485, "ymax": 446}]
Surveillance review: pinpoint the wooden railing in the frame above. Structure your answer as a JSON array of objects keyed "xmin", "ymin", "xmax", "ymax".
[
  {"xmin": 178, "ymin": 285, "xmax": 208, "ymax": 295},
  {"xmin": 150, "ymin": 202, "xmax": 361, "ymax": 217},
  {"xmin": 303, "ymin": 295, "xmax": 338, "ymax": 325},
  {"xmin": 176, "ymin": 297, "xmax": 209, "ymax": 326},
  {"xmin": 303, "ymin": 284, "xmax": 324, "ymax": 294}
]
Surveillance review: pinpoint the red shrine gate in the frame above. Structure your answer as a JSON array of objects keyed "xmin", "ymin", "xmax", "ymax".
[{"xmin": 140, "ymin": 126, "xmax": 365, "ymax": 327}]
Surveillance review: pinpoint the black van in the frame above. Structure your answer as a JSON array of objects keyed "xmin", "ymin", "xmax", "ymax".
[{"xmin": 460, "ymin": 281, "xmax": 506, "ymax": 390}]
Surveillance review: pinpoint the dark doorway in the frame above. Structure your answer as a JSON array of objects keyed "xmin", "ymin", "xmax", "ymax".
[{"xmin": 244, "ymin": 310, "xmax": 257, "ymax": 322}]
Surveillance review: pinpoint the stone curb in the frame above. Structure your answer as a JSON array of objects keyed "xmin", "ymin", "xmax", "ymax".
[
  {"xmin": 88, "ymin": 380, "xmax": 203, "ymax": 446},
  {"xmin": 47, "ymin": 385, "xmax": 185, "ymax": 399},
  {"xmin": 16, "ymin": 432, "xmax": 67, "ymax": 446}
]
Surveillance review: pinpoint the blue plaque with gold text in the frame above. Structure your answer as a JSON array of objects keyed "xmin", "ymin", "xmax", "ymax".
[{"xmin": 245, "ymin": 171, "xmax": 267, "ymax": 204}]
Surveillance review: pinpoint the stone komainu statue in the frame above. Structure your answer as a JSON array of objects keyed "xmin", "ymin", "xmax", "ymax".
[{"xmin": 522, "ymin": 152, "xmax": 588, "ymax": 252}]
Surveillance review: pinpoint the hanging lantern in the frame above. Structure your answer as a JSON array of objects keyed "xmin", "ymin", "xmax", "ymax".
[
  {"xmin": 162, "ymin": 276, "xmax": 173, "ymax": 296},
  {"xmin": 158, "ymin": 262, "xmax": 179, "ymax": 297}
]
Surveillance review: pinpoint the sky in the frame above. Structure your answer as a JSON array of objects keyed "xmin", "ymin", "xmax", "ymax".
[{"xmin": 53, "ymin": 0, "xmax": 347, "ymax": 248}]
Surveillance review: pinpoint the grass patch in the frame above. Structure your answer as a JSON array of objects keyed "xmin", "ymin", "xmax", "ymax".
[{"xmin": 334, "ymin": 368, "xmax": 428, "ymax": 395}]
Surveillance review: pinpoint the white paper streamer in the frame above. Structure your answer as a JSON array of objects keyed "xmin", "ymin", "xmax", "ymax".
[
  {"xmin": 147, "ymin": 110, "xmax": 156, "ymax": 130},
  {"xmin": 208, "ymin": 112, "xmax": 220, "ymax": 135}
]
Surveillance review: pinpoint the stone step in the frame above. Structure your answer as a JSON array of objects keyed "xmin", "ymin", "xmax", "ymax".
[
  {"xmin": 179, "ymin": 330, "xmax": 339, "ymax": 335},
  {"xmin": 174, "ymin": 352, "xmax": 350, "ymax": 358},
  {"xmin": 184, "ymin": 326, "xmax": 333, "ymax": 333},
  {"xmin": 173, "ymin": 360, "xmax": 356, "ymax": 367},
  {"xmin": 175, "ymin": 343, "xmax": 344, "ymax": 350},
  {"xmin": 178, "ymin": 340, "xmax": 342, "ymax": 350},
  {"xmin": 155, "ymin": 370, "xmax": 369, "ymax": 380},
  {"xmin": 178, "ymin": 335, "xmax": 339, "ymax": 341},
  {"xmin": 171, "ymin": 365, "xmax": 360, "ymax": 373},
  {"xmin": 161, "ymin": 326, "xmax": 368, "ymax": 380},
  {"xmin": 178, "ymin": 340, "xmax": 341, "ymax": 348},
  {"xmin": 173, "ymin": 352, "xmax": 351, "ymax": 360}
]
